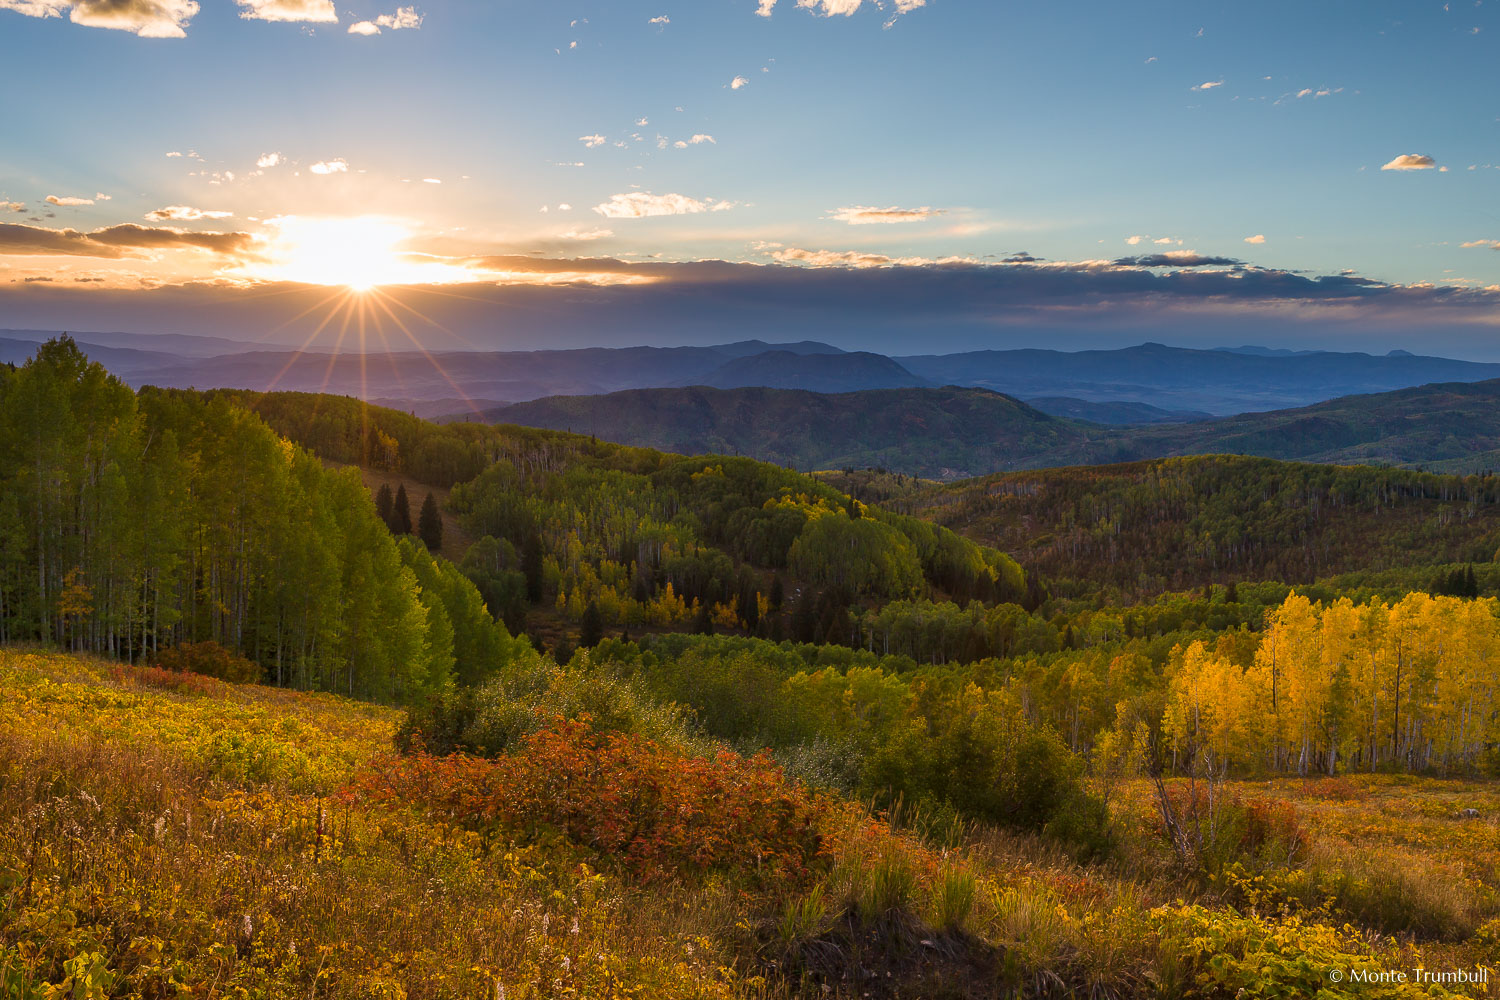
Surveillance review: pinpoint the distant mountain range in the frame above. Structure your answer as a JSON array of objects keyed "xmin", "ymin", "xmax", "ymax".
[
  {"xmin": 11, "ymin": 331, "xmax": 1500, "ymax": 478},
  {"xmin": 893, "ymin": 342, "xmax": 1500, "ymax": 414},
  {"xmin": 479, "ymin": 378, "xmax": 1500, "ymax": 480}
]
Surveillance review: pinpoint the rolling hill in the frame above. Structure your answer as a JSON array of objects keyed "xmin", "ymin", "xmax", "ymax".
[
  {"xmin": 481, "ymin": 385, "xmax": 1086, "ymax": 480},
  {"xmin": 484, "ymin": 377, "xmax": 1500, "ymax": 479},
  {"xmin": 824, "ymin": 454, "xmax": 1500, "ymax": 599}
]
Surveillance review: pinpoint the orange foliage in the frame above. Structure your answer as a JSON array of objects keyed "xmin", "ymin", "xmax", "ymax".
[{"xmin": 352, "ymin": 717, "xmax": 828, "ymax": 884}]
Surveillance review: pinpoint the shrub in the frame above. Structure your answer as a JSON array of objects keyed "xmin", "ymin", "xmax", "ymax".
[
  {"xmin": 358, "ymin": 717, "xmax": 827, "ymax": 884},
  {"xmin": 1157, "ymin": 786, "xmax": 1310, "ymax": 874},
  {"xmin": 151, "ymin": 641, "xmax": 262, "ymax": 684}
]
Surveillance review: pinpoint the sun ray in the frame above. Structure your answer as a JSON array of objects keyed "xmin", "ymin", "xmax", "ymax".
[{"xmin": 367, "ymin": 290, "xmax": 484, "ymax": 417}]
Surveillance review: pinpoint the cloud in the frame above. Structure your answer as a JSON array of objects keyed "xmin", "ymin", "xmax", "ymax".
[
  {"xmin": 376, "ymin": 5, "xmax": 420, "ymax": 28},
  {"xmin": 579, "ymin": 134, "xmax": 607, "ymax": 148},
  {"xmin": 826, "ymin": 205, "xmax": 944, "ymax": 225},
  {"xmin": 560, "ymin": 228, "xmax": 613, "ymax": 241},
  {"xmin": 46, "ymin": 195, "xmax": 95, "ymax": 206},
  {"xmin": 1153, "ymin": 237, "xmax": 1176, "ymax": 245},
  {"xmin": 308, "ymin": 159, "xmax": 348, "ymax": 174},
  {"xmin": 0, "ymin": 0, "xmax": 201, "ymax": 37},
  {"xmin": 145, "ymin": 205, "xmax": 234, "ymax": 221},
  {"xmin": 8, "ymin": 252, "xmax": 1500, "ymax": 356},
  {"xmin": 1244, "ymin": 234, "xmax": 1266, "ymax": 244},
  {"xmin": 796, "ymin": 0, "xmax": 864, "ymax": 15},
  {"xmin": 0, "ymin": 222, "xmax": 253, "ymax": 258},
  {"xmin": 3, "ymin": 202, "xmax": 25, "ymax": 213},
  {"xmin": 256, "ymin": 152, "xmax": 282, "ymax": 168},
  {"xmin": 94, "ymin": 192, "xmax": 111, "ymax": 201},
  {"xmin": 1460, "ymin": 240, "xmax": 1500, "ymax": 250},
  {"xmin": 1113, "ymin": 252, "xmax": 1242, "ymax": 268},
  {"xmin": 1381, "ymin": 153, "xmax": 1437, "ymax": 171},
  {"xmin": 235, "ymin": 0, "xmax": 334, "ymax": 22},
  {"xmin": 592, "ymin": 192, "xmax": 735, "ymax": 218},
  {"xmin": 756, "ymin": 0, "xmax": 776, "ymax": 14},
  {"xmin": 674, "ymin": 134, "xmax": 717, "ymax": 148},
  {"xmin": 648, "ymin": 14, "xmax": 668, "ymax": 24},
  {"xmin": 346, "ymin": 6, "xmax": 420, "ymax": 34},
  {"xmin": 1192, "ymin": 79, "xmax": 1224, "ymax": 91},
  {"xmin": 1125, "ymin": 235, "xmax": 1144, "ymax": 246},
  {"xmin": 730, "ymin": 76, "xmax": 749, "ymax": 89}
]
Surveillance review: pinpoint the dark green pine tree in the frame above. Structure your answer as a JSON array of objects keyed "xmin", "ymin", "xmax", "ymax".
[
  {"xmin": 579, "ymin": 599, "xmax": 604, "ymax": 648},
  {"xmin": 418, "ymin": 492, "xmax": 443, "ymax": 551},
  {"xmin": 392, "ymin": 484, "xmax": 414, "ymax": 535},
  {"xmin": 521, "ymin": 532, "xmax": 544, "ymax": 603},
  {"xmin": 375, "ymin": 483, "xmax": 394, "ymax": 529},
  {"xmin": 692, "ymin": 601, "xmax": 714, "ymax": 635}
]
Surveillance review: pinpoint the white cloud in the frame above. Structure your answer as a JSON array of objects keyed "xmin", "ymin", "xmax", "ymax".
[
  {"xmin": 674, "ymin": 134, "xmax": 717, "ymax": 147},
  {"xmin": 1381, "ymin": 153, "xmax": 1437, "ymax": 171},
  {"xmin": 1125, "ymin": 235, "xmax": 1144, "ymax": 245},
  {"xmin": 235, "ymin": 0, "xmax": 334, "ymax": 22},
  {"xmin": 165, "ymin": 151, "xmax": 182, "ymax": 157},
  {"xmin": 94, "ymin": 192, "xmax": 111, "ymax": 201},
  {"xmin": 579, "ymin": 134, "xmax": 607, "ymax": 148},
  {"xmin": 1461, "ymin": 240, "xmax": 1500, "ymax": 250},
  {"xmin": 145, "ymin": 205, "xmax": 233, "ymax": 221},
  {"xmin": 561, "ymin": 228, "xmax": 613, "ymax": 241},
  {"xmin": 1244, "ymin": 234, "xmax": 1266, "ymax": 244},
  {"xmin": 592, "ymin": 192, "xmax": 735, "ymax": 218},
  {"xmin": 256, "ymin": 152, "xmax": 282, "ymax": 168},
  {"xmin": 730, "ymin": 76, "xmax": 749, "ymax": 89},
  {"xmin": 309, "ymin": 159, "xmax": 348, "ymax": 174},
  {"xmin": 347, "ymin": 6, "xmax": 420, "ymax": 34},
  {"xmin": 756, "ymin": 0, "xmax": 776, "ymax": 15},
  {"xmin": 797, "ymin": 0, "xmax": 863, "ymax": 15},
  {"xmin": 1192, "ymin": 79, "xmax": 1224, "ymax": 91},
  {"xmin": 648, "ymin": 14, "xmax": 668, "ymax": 24},
  {"xmin": 2, "ymin": 202, "xmax": 25, "ymax": 212},
  {"xmin": 46, "ymin": 194, "xmax": 94, "ymax": 206},
  {"xmin": 376, "ymin": 5, "xmax": 420, "ymax": 28},
  {"xmin": 422, "ymin": 178, "xmax": 441, "ymax": 184},
  {"xmin": 0, "ymin": 0, "xmax": 201, "ymax": 37},
  {"xmin": 1153, "ymin": 237, "xmax": 1179, "ymax": 245},
  {"xmin": 826, "ymin": 204, "xmax": 944, "ymax": 225},
  {"xmin": 769, "ymin": 246, "xmax": 974, "ymax": 268}
]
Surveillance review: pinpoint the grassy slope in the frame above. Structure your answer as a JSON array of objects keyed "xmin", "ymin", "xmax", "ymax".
[{"xmin": 3, "ymin": 649, "xmax": 1497, "ymax": 998}]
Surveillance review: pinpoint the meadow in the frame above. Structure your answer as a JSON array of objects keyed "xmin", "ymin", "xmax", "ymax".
[{"xmin": 3, "ymin": 648, "xmax": 1497, "ymax": 999}]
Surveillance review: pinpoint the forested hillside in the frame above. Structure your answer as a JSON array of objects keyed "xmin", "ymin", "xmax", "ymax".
[
  {"xmin": 484, "ymin": 376, "xmax": 1500, "ymax": 480},
  {"xmin": 830, "ymin": 456, "xmax": 1500, "ymax": 599},
  {"xmin": 483, "ymin": 385, "xmax": 1086, "ymax": 480},
  {"xmin": 0, "ymin": 339, "xmax": 525, "ymax": 701}
]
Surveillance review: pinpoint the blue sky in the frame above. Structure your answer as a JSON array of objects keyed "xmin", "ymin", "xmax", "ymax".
[{"xmin": 1, "ymin": 0, "xmax": 1498, "ymax": 355}]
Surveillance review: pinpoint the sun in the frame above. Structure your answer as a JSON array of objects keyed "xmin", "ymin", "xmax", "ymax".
[{"xmin": 251, "ymin": 216, "xmax": 469, "ymax": 289}]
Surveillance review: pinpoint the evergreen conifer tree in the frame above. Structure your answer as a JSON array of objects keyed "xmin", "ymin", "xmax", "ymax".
[
  {"xmin": 418, "ymin": 492, "xmax": 443, "ymax": 550},
  {"xmin": 392, "ymin": 484, "xmax": 413, "ymax": 535}
]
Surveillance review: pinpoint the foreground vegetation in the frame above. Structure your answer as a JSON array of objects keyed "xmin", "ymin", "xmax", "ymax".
[{"xmin": 3, "ymin": 648, "xmax": 1497, "ymax": 999}]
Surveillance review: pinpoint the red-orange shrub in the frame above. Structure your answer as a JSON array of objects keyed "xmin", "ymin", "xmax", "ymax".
[
  {"xmin": 352, "ymin": 717, "xmax": 827, "ymax": 884},
  {"xmin": 110, "ymin": 663, "xmax": 229, "ymax": 698},
  {"xmin": 151, "ymin": 641, "xmax": 261, "ymax": 684}
]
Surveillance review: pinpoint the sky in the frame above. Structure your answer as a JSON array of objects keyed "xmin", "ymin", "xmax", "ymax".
[{"xmin": 1, "ymin": 0, "xmax": 1498, "ymax": 356}]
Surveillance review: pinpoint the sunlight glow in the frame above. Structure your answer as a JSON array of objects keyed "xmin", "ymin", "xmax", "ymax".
[{"xmin": 251, "ymin": 216, "xmax": 473, "ymax": 290}]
